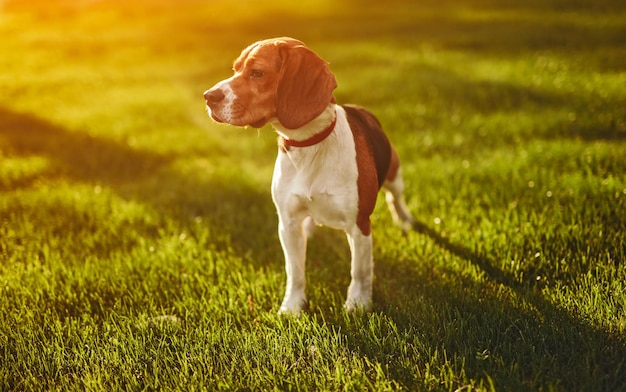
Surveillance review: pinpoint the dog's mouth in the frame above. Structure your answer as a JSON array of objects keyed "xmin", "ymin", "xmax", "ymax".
[
  {"xmin": 211, "ymin": 113, "xmax": 225, "ymax": 124},
  {"xmin": 249, "ymin": 117, "xmax": 267, "ymax": 128},
  {"xmin": 206, "ymin": 106, "xmax": 225, "ymax": 124},
  {"xmin": 206, "ymin": 105, "xmax": 266, "ymax": 128}
]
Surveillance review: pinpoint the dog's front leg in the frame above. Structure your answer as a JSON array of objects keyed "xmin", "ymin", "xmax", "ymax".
[
  {"xmin": 345, "ymin": 225, "xmax": 374, "ymax": 311},
  {"xmin": 277, "ymin": 213, "xmax": 308, "ymax": 314}
]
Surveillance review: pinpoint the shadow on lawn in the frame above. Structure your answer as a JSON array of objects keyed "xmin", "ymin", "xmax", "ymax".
[
  {"xmin": 364, "ymin": 219, "xmax": 626, "ymax": 389},
  {"xmin": 0, "ymin": 108, "xmax": 171, "ymax": 190},
  {"xmin": 0, "ymin": 106, "xmax": 277, "ymax": 258}
]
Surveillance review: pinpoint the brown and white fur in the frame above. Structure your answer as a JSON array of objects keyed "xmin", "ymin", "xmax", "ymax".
[{"xmin": 203, "ymin": 37, "xmax": 413, "ymax": 314}]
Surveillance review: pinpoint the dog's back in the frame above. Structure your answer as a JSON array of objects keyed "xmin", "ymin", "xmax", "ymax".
[{"xmin": 343, "ymin": 104, "xmax": 392, "ymax": 189}]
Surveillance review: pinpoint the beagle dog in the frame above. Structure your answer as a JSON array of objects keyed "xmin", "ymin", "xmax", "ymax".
[{"xmin": 203, "ymin": 37, "xmax": 414, "ymax": 314}]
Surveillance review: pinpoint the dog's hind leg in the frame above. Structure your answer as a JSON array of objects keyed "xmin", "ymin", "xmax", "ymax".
[{"xmin": 383, "ymin": 164, "xmax": 414, "ymax": 232}]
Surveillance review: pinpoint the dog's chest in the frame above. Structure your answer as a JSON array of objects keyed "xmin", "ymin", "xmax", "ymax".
[{"xmin": 271, "ymin": 126, "xmax": 360, "ymax": 230}]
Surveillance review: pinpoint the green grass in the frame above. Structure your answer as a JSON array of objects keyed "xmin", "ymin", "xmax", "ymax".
[{"xmin": 1, "ymin": 0, "xmax": 625, "ymax": 390}]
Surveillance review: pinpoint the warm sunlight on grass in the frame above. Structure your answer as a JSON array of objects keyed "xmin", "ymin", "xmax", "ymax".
[{"xmin": 1, "ymin": 0, "xmax": 625, "ymax": 390}]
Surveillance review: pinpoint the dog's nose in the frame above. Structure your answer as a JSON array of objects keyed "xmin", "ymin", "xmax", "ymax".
[{"xmin": 204, "ymin": 88, "xmax": 225, "ymax": 103}]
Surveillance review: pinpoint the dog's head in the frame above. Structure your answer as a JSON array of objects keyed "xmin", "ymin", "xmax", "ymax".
[{"xmin": 203, "ymin": 37, "xmax": 337, "ymax": 129}]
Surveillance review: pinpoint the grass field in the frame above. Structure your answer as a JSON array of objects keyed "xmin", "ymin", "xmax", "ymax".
[{"xmin": 1, "ymin": 0, "xmax": 625, "ymax": 390}]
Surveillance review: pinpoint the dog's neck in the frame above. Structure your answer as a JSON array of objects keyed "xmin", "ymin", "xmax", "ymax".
[{"xmin": 272, "ymin": 104, "xmax": 336, "ymax": 145}]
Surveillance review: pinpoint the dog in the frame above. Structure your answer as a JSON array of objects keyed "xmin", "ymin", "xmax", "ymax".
[{"xmin": 203, "ymin": 37, "xmax": 414, "ymax": 314}]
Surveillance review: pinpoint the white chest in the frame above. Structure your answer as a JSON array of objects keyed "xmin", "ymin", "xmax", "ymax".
[{"xmin": 271, "ymin": 112, "xmax": 360, "ymax": 231}]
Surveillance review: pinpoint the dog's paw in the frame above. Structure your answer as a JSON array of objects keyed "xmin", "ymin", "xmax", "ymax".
[
  {"xmin": 345, "ymin": 277, "xmax": 373, "ymax": 312},
  {"xmin": 278, "ymin": 296, "xmax": 307, "ymax": 316},
  {"xmin": 344, "ymin": 298, "xmax": 373, "ymax": 312},
  {"xmin": 344, "ymin": 290, "xmax": 373, "ymax": 312},
  {"xmin": 400, "ymin": 217, "xmax": 415, "ymax": 235}
]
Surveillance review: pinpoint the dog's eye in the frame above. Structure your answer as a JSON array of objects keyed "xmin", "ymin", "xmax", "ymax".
[{"xmin": 249, "ymin": 69, "xmax": 265, "ymax": 79}]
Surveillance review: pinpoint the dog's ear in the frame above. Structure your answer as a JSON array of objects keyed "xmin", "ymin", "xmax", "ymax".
[{"xmin": 275, "ymin": 43, "xmax": 337, "ymax": 129}]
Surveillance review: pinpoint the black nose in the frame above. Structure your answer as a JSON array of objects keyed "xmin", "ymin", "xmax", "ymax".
[{"xmin": 204, "ymin": 88, "xmax": 225, "ymax": 103}]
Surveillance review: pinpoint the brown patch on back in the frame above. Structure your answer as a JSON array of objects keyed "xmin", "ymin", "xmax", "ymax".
[
  {"xmin": 343, "ymin": 105, "xmax": 391, "ymax": 188},
  {"xmin": 343, "ymin": 104, "xmax": 392, "ymax": 236}
]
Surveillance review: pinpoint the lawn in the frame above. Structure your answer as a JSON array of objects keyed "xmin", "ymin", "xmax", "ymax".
[{"xmin": 1, "ymin": 0, "xmax": 625, "ymax": 390}]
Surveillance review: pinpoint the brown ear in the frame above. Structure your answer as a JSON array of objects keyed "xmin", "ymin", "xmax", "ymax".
[{"xmin": 276, "ymin": 44, "xmax": 337, "ymax": 129}]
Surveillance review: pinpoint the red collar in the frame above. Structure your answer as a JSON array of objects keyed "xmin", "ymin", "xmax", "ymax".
[{"xmin": 279, "ymin": 111, "xmax": 337, "ymax": 150}]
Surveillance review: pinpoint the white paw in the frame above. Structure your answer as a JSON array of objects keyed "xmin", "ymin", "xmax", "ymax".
[
  {"xmin": 344, "ymin": 296, "xmax": 373, "ymax": 312},
  {"xmin": 345, "ymin": 284, "xmax": 373, "ymax": 312},
  {"xmin": 278, "ymin": 295, "xmax": 307, "ymax": 315},
  {"xmin": 401, "ymin": 217, "xmax": 415, "ymax": 233}
]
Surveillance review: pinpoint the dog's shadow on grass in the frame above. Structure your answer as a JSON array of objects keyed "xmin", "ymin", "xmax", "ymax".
[
  {"xmin": 360, "ymin": 219, "xmax": 626, "ymax": 389},
  {"xmin": 409, "ymin": 220, "xmax": 519, "ymax": 288}
]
